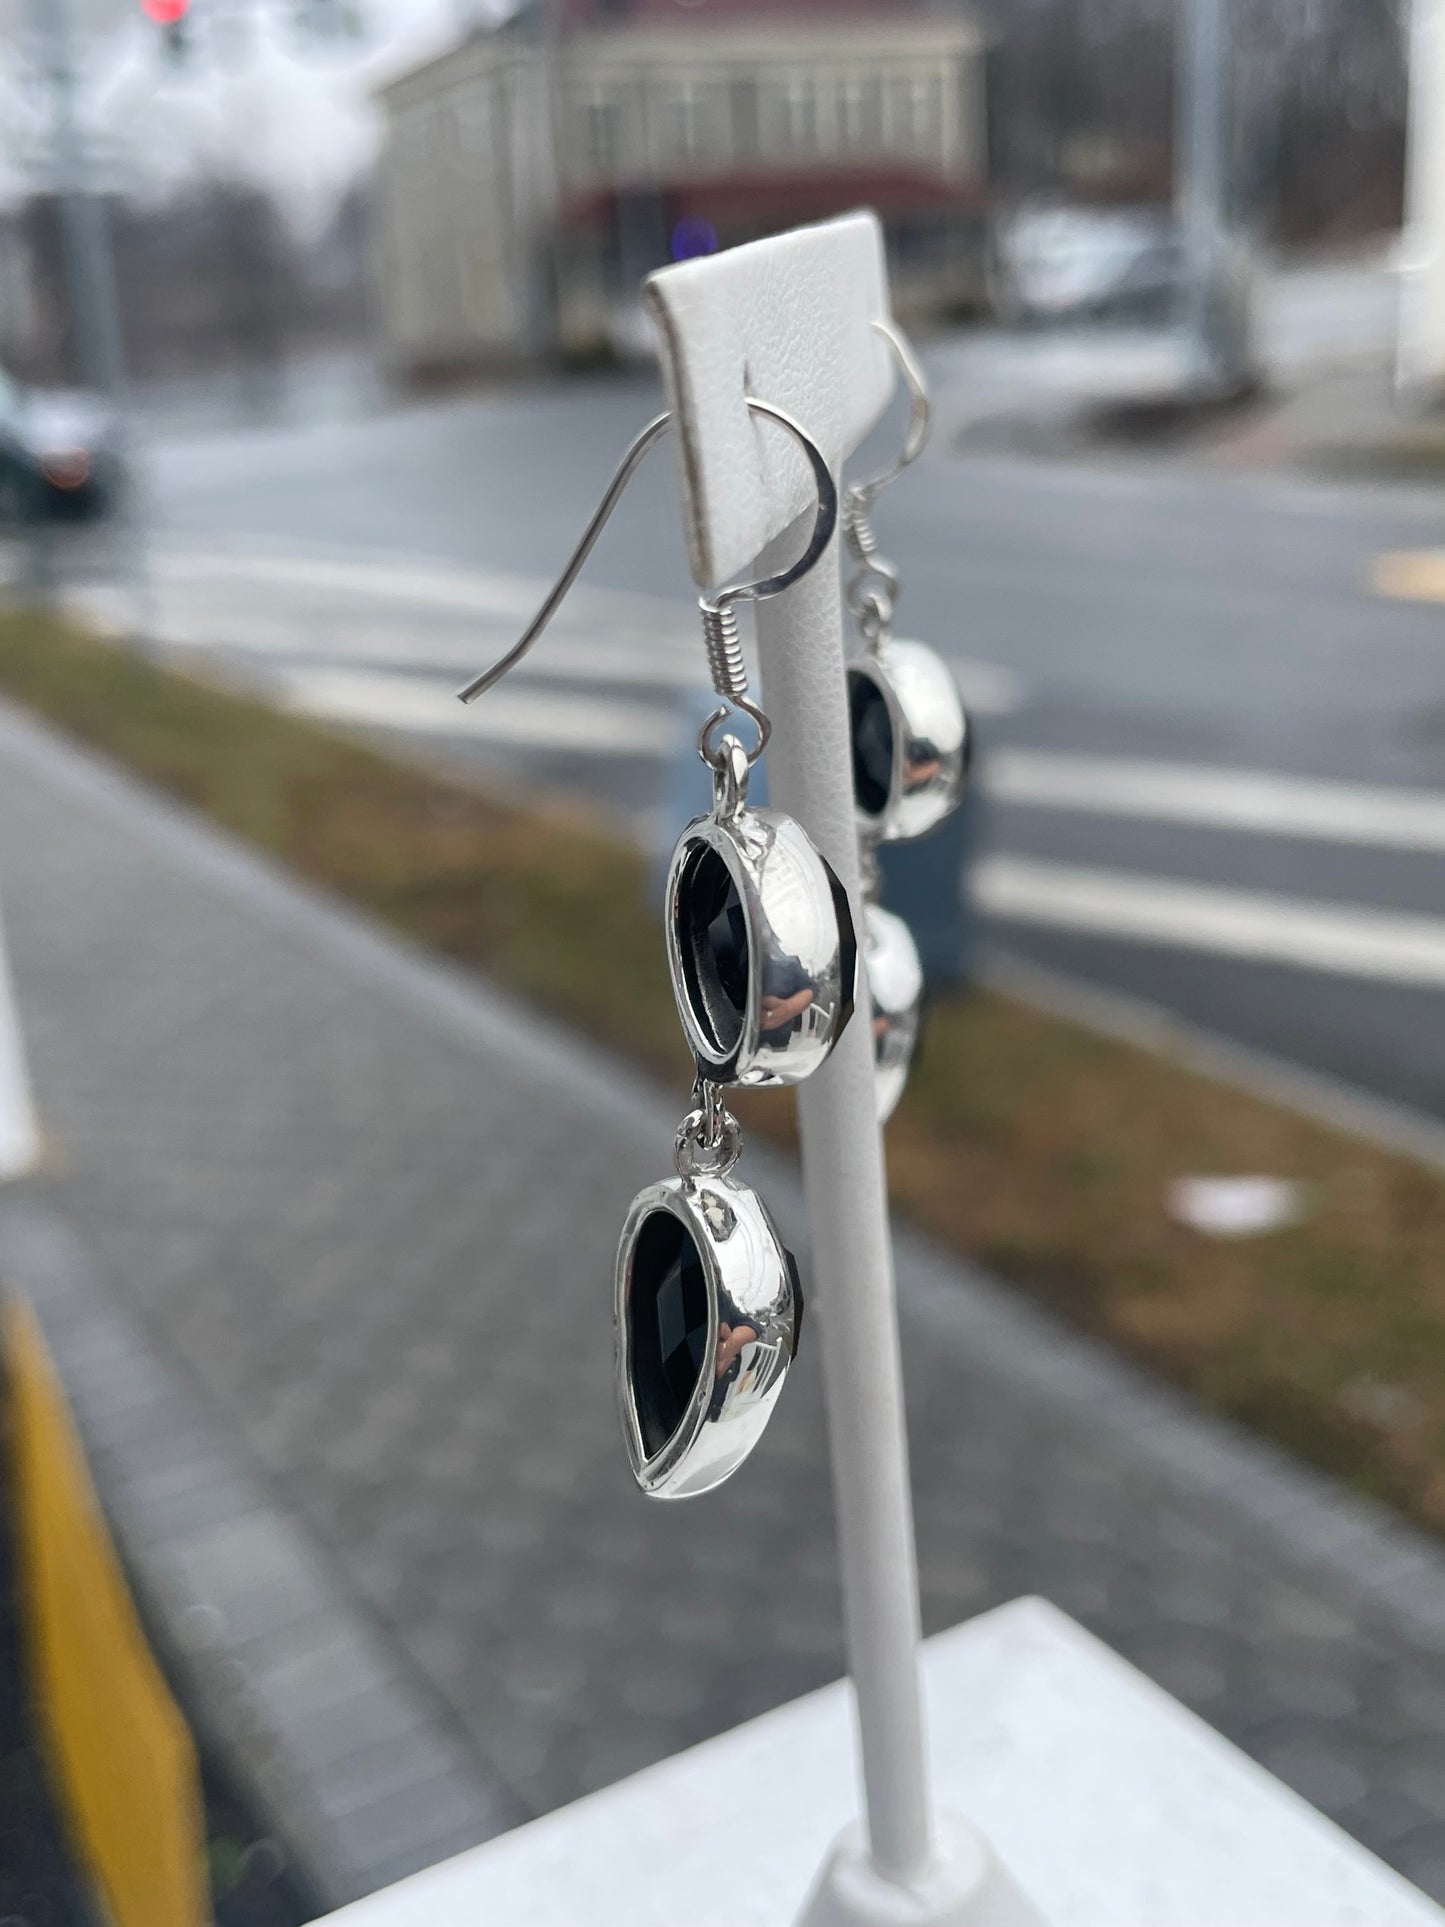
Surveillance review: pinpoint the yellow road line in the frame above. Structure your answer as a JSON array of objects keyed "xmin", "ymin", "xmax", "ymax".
[{"xmin": 1371, "ymin": 549, "xmax": 1445, "ymax": 603}]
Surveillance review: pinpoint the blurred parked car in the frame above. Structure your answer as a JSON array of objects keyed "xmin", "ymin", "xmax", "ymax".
[
  {"xmin": 992, "ymin": 202, "xmax": 1188, "ymax": 327},
  {"xmin": 0, "ymin": 367, "xmax": 123, "ymax": 520}
]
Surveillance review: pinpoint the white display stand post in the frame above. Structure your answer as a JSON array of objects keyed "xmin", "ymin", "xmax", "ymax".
[
  {"xmin": 645, "ymin": 212, "xmax": 1034, "ymax": 1927},
  {"xmin": 0, "ymin": 892, "xmax": 39, "ymax": 1180}
]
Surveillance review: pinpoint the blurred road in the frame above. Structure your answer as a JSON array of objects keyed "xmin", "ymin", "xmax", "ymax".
[
  {"xmin": 25, "ymin": 352, "xmax": 1445, "ymax": 1122},
  {"xmin": 927, "ymin": 250, "xmax": 1401, "ymax": 432}
]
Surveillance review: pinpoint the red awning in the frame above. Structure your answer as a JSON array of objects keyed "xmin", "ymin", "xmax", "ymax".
[{"xmin": 559, "ymin": 165, "xmax": 987, "ymax": 233}]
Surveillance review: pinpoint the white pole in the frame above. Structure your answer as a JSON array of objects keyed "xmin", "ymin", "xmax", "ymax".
[
  {"xmin": 1400, "ymin": 0, "xmax": 1445, "ymax": 399},
  {"xmin": 0, "ymin": 898, "xmax": 40, "ymax": 1181},
  {"xmin": 754, "ymin": 546, "xmax": 933, "ymax": 1883},
  {"xmin": 30, "ymin": 0, "xmax": 154, "ymax": 638},
  {"xmin": 755, "ymin": 449, "xmax": 1037, "ymax": 1927},
  {"xmin": 1176, "ymin": 0, "xmax": 1234, "ymax": 390}
]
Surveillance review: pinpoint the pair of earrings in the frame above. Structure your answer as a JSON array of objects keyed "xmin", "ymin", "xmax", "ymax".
[{"xmin": 459, "ymin": 334, "xmax": 967, "ymax": 1501}]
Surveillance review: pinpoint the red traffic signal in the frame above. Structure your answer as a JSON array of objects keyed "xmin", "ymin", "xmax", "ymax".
[{"xmin": 140, "ymin": 0, "xmax": 190, "ymax": 22}]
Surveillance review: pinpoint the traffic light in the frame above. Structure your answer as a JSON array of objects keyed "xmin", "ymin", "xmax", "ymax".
[{"xmin": 140, "ymin": 0, "xmax": 192, "ymax": 62}]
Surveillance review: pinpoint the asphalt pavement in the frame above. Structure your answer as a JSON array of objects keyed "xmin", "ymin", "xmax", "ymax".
[{"xmin": 17, "ymin": 349, "xmax": 1445, "ymax": 1121}]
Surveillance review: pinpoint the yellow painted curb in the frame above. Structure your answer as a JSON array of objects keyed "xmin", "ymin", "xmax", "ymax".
[{"xmin": 4, "ymin": 1295, "xmax": 211, "ymax": 1927}]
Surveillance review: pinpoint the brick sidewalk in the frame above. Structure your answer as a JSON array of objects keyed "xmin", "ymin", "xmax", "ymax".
[{"xmin": 3, "ymin": 696, "xmax": 1445, "ymax": 1904}]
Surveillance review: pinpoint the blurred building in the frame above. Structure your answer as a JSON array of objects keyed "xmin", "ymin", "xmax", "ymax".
[{"xmin": 373, "ymin": 0, "xmax": 990, "ymax": 373}]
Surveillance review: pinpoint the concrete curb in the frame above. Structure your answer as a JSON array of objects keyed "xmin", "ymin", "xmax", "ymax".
[
  {"xmin": 5, "ymin": 692, "xmax": 1445, "ymax": 1899},
  {"xmin": 987, "ymin": 949, "xmax": 1445, "ymax": 1173}
]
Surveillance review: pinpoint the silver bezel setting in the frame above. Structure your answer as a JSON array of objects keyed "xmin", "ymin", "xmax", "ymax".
[
  {"xmin": 864, "ymin": 902, "xmax": 925, "ymax": 1123},
  {"xmin": 849, "ymin": 637, "xmax": 968, "ymax": 843},
  {"xmin": 615, "ymin": 1174, "xmax": 802, "ymax": 1501},
  {"xmin": 665, "ymin": 805, "xmax": 856, "ymax": 1088}
]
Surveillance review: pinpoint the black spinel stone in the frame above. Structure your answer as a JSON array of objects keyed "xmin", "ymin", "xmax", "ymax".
[
  {"xmin": 785, "ymin": 1247, "xmax": 804, "ymax": 1356},
  {"xmin": 628, "ymin": 1212, "xmax": 710, "ymax": 1460},
  {"xmin": 824, "ymin": 853, "xmax": 857, "ymax": 1042},
  {"xmin": 677, "ymin": 844, "xmax": 749, "ymax": 1056},
  {"xmin": 849, "ymin": 671, "xmax": 894, "ymax": 818}
]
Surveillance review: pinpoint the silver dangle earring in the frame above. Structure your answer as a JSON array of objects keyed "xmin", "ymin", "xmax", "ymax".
[
  {"xmin": 458, "ymin": 399, "xmax": 851, "ymax": 1499},
  {"xmin": 615, "ymin": 1061, "xmax": 803, "ymax": 1499},
  {"xmin": 845, "ymin": 320, "xmax": 970, "ymax": 1121},
  {"xmin": 845, "ymin": 320, "xmax": 970, "ymax": 845}
]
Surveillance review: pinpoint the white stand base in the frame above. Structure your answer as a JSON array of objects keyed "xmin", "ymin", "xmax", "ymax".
[
  {"xmin": 312, "ymin": 1599, "xmax": 1443, "ymax": 1927},
  {"xmin": 797, "ymin": 1815, "xmax": 1042, "ymax": 1927}
]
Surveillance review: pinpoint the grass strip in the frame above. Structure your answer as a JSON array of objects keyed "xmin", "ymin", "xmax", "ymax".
[{"xmin": 5, "ymin": 607, "xmax": 1445, "ymax": 1532}]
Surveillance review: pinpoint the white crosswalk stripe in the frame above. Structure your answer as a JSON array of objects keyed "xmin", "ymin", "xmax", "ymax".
[
  {"xmin": 25, "ymin": 543, "xmax": 1445, "ymax": 993},
  {"xmin": 146, "ymin": 548, "xmax": 685, "ymax": 633},
  {"xmin": 988, "ymin": 751, "xmax": 1445, "ymax": 852},
  {"xmin": 976, "ymin": 757, "xmax": 1445, "ymax": 989},
  {"xmin": 975, "ymin": 858, "xmax": 1445, "ymax": 989},
  {"xmin": 278, "ymin": 666, "xmax": 678, "ymax": 753},
  {"xmin": 60, "ymin": 548, "xmax": 1026, "ymax": 724},
  {"xmin": 74, "ymin": 587, "xmax": 706, "ymax": 688}
]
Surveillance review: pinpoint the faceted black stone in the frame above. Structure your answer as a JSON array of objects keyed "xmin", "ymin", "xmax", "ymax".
[
  {"xmin": 785, "ymin": 1247, "xmax": 804, "ymax": 1357},
  {"xmin": 849, "ymin": 670, "xmax": 894, "ymax": 818},
  {"xmin": 676, "ymin": 843, "xmax": 749, "ymax": 1059},
  {"xmin": 628, "ymin": 1211, "xmax": 710, "ymax": 1460},
  {"xmin": 824, "ymin": 852, "xmax": 857, "ymax": 1044}
]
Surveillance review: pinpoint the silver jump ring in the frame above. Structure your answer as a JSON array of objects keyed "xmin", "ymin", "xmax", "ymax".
[
  {"xmin": 847, "ymin": 554, "xmax": 900, "ymax": 607},
  {"xmin": 702, "ymin": 732, "xmax": 752, "ymax": 819},
  {"xmin": 852, "ymin": 583, "xmax": 893, "ymax": 646},
  {"xmin": 674, "ymin": 1102, "xmax": 743, "ymax": 1181},
  {"xmin": 847, "ymin": 565, "xmax": 897, "ymax": 618}
]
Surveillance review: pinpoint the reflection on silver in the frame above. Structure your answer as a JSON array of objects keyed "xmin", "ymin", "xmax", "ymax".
[
  {"xmin": 665, "ymin": 794, "xmax": 856, "ymax": 1088},
  {"xmin": 849, "ymin": 636, "xmax": 969, "ymax": 843},
  {"xmin": 864, "ymin": 902, "xmax": 924, "ymax": 1123},
  {"xmin": 615, "ymin": 1174, "xmax": 802, "ymax": 1500}
]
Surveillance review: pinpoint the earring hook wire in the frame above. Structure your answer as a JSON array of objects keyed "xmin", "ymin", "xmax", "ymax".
[
  {"xmin": 843, "ymin": 318, "xmax": 931, "ymax": 644},
  {"xmin": 845, "ymin": 317, "xmax": 932, "ymax": 518},
  {"xmin": 456, "ymin": 398, "xmax": 837, "ymax": 707}
]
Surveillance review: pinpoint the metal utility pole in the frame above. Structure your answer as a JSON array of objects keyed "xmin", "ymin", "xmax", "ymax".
[
  {"xmin": 31, "ymin": 0, "xmax": 129, "ymax": 410},
  {"xmin": 1399, "ymin": 0, "xmax": 1445, "ymax": 401},
  {"xmin": 1175, "ymin": 0, "xmax": 1252, "ymax": 394},
  {"xmin": 29, "ymin": 0, "xmax": 152, "ymax": 633}
]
